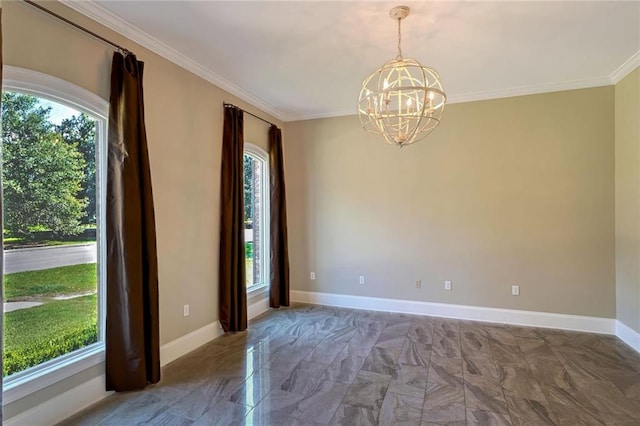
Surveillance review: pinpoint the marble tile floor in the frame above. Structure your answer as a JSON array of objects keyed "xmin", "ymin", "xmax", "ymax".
[{"xmin": 59, "ymin": 303, "xmax": 640, "ymax": 425}]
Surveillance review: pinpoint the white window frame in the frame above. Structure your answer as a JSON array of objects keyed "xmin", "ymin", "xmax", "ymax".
[
  {"xmin": 2, "ymin": 66, "xmax": 108, "ymax": 405},
  {"xmin": 244, "ymin": 143, "xmax": 270, "ymax": 294}
]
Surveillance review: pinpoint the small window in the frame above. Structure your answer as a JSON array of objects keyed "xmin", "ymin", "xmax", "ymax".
[
  {"xmin": 243, "ymin": 144, "xmax": 269, "ymax": 290},
  {"xmin": 2, "ymin": 67, "xmax": 108, "ymax": 403}
]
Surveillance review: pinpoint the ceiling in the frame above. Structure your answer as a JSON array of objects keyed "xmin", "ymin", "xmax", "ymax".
[{"xmin": 63, "ymin": 1, "xmax": 640, "ymax": 122}]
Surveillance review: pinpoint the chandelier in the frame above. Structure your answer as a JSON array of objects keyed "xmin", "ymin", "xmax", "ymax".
[{"xmin": 358, "ymin": 6, "xmax": 446, "ymax": 147}]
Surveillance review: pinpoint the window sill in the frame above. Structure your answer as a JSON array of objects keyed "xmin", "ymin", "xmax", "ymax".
[
  {"xmin": 3, "ymin": 343, "xmax": 105, "ymax": 405},
  {"xmin": 247, "ymin": 283, "xmax": 268, "ymax": 297}
]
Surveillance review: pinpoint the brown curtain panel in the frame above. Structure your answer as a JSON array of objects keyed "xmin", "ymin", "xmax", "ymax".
[
  {"xmin": 269, "ymin": 125, "xmax": 290, "ymax": 308},
  {"xmin": 218, "ymin": 106, "xmax": 247, "ymax": 332},
  {"xmin": 0, "ymin": 8, "xmax": 4, "ymax": 421},
  {"xmin": 106, "ymin": 52, "xmax": 160, "ymax": 391}
]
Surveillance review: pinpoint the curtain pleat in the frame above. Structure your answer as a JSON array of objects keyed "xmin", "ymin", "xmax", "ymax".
[
  {"xmin": 218, "ymin": 106, "xmax": 247, "ymax": 332},
  {"xmin": 106, "ymin": 52, "xmax": 160, "ymax": 391},
  {"xmin": 0, "ymin": 8, "xmax": 4, "ymax": 421},
  {"xmin": 269, "ymin": 125, "xmax": 290, "ymax": 308}
]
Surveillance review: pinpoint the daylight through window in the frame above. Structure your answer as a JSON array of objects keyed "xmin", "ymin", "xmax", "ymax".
[
  {"xmin": 2, "ymin": 68, "xmax": 107, "ymax": 395},
  {"xmin": 243, "ymin": 145, "xmax": 269, "ymax": 290}
]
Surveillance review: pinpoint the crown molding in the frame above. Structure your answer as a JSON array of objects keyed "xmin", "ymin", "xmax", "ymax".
[
  {"xmin": 286, "ymin": 76, "xmax": 613, "ymax": 122},
  {"xmin": 445, "ymin": 76, "xmax": 614, "ymax": 105},
  {"xmin": 610, "ymin": 50, "xmax": 640, "ymax": 84},
  {"xmin": 59, "ymin": 0, "xmax": 289, "ymax": 122},
  {"xmin": 285, "ymin": 109, "xmax": 358, "ymax": 122},
  {"xmin": 58, "ymin": 1, "xmax": 637, "ymax": 123}
]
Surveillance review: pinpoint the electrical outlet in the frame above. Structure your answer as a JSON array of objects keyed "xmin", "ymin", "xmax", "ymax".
[
  {"xmin": 183, "ymin": 304, "xmax": 190, "ymax": 316},
  {"xmin": 415, "ymin": 280, "xmax": 422, "ymax": 288},
  {"xmin": 512, "ymin": 285, "xmax": 520, "ymax": 296},
  {"xmin": 359, "ymin": 276, "xmax": 365, "ymax": 285},
  {"xmin": 445, "ymin": 280, "xmax": 452, "ymax": 291},
  {"xmin": 310, "ymin": 272, "xmax": 316, "ymax": 280}
]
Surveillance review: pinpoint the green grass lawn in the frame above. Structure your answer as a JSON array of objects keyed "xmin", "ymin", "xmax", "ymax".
[
  {"xmin": 246, "ymin": 258, "xmax": 253, "ymax": 286},
  {"xmin": 5, "ymin": 263, "xmax": 97, "ymax": 301},
  {"xmin": 3, "ymin": 264, "xmax": 98, "ymax": 377},
  {"xmin": 4, "ymin": 294, "xmax": 97, "ymax": 377}
]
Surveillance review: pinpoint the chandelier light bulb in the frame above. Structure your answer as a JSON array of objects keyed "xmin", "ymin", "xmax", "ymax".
[{"xmin": 357, "ymin": 5, "xmax": 446, "ymax": 147}]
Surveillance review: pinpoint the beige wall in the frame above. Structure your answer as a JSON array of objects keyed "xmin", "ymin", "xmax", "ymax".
[
  {"xmin": 615, "ymin": 67, "xmax": 640, "ymax": 334},
  {"xmin": 286, "ymin": 87, "xmax": 616, "ymax": 318},
  {"xmin": 0, "ymin": 0, "xmax": 631, "ymax": 421},
  {"xmin": 2, "ymin": 0, "xmax": 279, "ymax": 419}
]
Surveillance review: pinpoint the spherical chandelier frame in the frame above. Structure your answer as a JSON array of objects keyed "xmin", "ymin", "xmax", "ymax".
[{"xmin": 357, "ymin": 6, "xmax": 446, "ymax": 148}]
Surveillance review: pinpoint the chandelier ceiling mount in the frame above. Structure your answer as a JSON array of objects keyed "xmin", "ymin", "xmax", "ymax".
[{"xmin": 389, "ymin": 6, "xmax": 410, "ymax": 25}]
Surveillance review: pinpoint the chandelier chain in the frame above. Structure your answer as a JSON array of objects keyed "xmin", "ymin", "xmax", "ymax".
[{"xmin": 396, "ymin": 18, "xmax": 403, "ymax": 60}]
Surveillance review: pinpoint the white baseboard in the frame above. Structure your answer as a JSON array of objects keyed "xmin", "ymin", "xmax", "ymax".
[
  {"xmin": 291, "ymin": 290, "xmax": 616, "ymax": 335},
  {"xmin": 160, "ymin": 297, "xmax": 270, "ymax": 367},
  {"xmin": 160, "ymin": 321, "xmax": 224, "ymax": 367},
  {"xmin": 162, "ymin": 294, "xmax": 271, "ymax": 366},
  {"xmin": 6, "ymin": 294, "xmax": 272, "ymax": 426},
  {"xmin": 5, "ymin": 323, "xmax": 223, "ymax": 426},
  {"xmin": 248, "ymin": 297, "xmax": 271, "ymax": 319},
  {"xmin": 616, "ymin": 320, "xmax": 640, "ymax": 353},
  {"xmin": 10, "ymin": 290, "xmax": 629, "ymax": 426},
  {"xmin": 4, "ymin": 376, "xmax": 111, "ymax": 426}
]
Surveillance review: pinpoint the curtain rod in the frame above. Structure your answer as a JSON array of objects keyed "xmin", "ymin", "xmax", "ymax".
[
  {"xmin": 224, "ymin": 102, "xmax": 276, "ymax": 127},
  {"xmin": 23, "ymin": 0, "xmax": 132, "ymax": 55}
]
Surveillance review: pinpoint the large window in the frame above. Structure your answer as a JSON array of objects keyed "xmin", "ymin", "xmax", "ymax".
[
  {"xmin": 2, "ymin": 67, "xmax": 107, "ymax": 402},
  {"xmin": 243, "ymin": 144, "xmax": 269, "ymax": 290}
]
